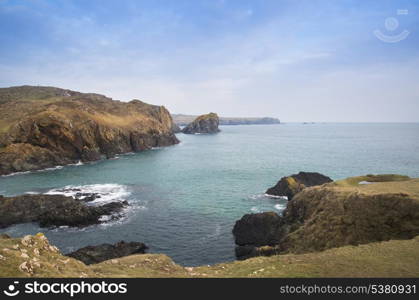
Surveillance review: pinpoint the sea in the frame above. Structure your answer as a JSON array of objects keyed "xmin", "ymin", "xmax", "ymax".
[{"xmin": 1, "ymin": 123, "xmax": 418, "ymax": 266}]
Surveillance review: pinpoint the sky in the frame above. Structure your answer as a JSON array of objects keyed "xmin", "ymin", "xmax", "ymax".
[{"xmin": 0, "ymin": 0, "xmax": 418, "ymax": 122}]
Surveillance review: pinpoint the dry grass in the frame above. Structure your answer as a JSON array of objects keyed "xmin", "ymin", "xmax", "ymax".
[{"xmin": 1, "ymin": 234, "xmax": 419, "ymax": 278}]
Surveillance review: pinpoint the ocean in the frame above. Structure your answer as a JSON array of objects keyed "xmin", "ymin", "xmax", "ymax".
[{"xmin": 1, "ymin": 123, "xmax": 418, "ymax": 266}]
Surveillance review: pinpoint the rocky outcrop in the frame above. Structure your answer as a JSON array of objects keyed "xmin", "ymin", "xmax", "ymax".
[
  {"xmin": 265, "ymin": 172, "xmax": 333, "ymax": 200},
  {"xmin": 233, "ymin": 212, "xmax": 284, "ymax": 260},
  {"xmin": 0, "ymin": 86, "xmax": 179, "ymax": 175},
  {"xmin": 171, "ymin": 122, "xmax": 182, "ymax": 134},
  {"xmin": 181, "ymin": 113, "xmax": 220, "ymax": 134},
  {"xmin": 0, "ymin": 194, "xmax": 127, "ymax": 228},
  {"xmin": 66, "ymin": 241, "xmax": 148, "ymax": 265},
  {"xmin": 234, "ymin": 175, "xmax": 419, "ymax": 259}
]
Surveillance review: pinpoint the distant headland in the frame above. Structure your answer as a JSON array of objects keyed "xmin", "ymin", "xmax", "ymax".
[{"xmin": 172, "ymin": 114, "xmax": 280, "ymax": 126}]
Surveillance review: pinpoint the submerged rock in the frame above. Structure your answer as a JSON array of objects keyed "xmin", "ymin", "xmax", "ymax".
[
  {"xmin": 265, "ymin": 171, "xmax": 333, "ymax": 200},
  {"xmin": 66, "ymin": 241, "xmax": 148, "ymax": 265},
  {"xmin": 181, "ymin": 113, "xmax": 220, "ymax": 134},
  {"xmin": 0, "ymin": 194, "xmax": 127, "ymax": 228},
  {"xmin": 234, "ymin": 175, "xmax": 419, "ymax": 259}
]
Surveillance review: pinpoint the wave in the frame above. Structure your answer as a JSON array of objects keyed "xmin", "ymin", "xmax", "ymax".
[
  {"xmin": 1, "ymin": 161, "xmax": 85, "ymax": 178},
  {"xmin": 45, "ymin": 183, "xmax": 131, "ymax": 205},
  {"xmin": 274, "ymin": 203, "xmax": 286, "ymax": 210},
  {"xmin": 264, "ymin": 193, "xmax": 288, "ymax": 200}
]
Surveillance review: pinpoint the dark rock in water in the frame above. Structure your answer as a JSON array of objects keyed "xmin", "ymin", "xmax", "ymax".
[
  {"xmin": 265, "ymin": 171, "xmax": 333, "ymax": 200},
  {"xmin": 66, "ymin": 241, "xmax": 148, "ymax": 265},
  {"xmin": 0, "ymin": 194, "xmax": 128, "ymax": 228},
  {"xmin": 232, "ymin": 212, "xmax": 285, "ymax": 260},
  {"xmin": 74, "ymin": 192, "xmax": 101, "ymax": 202},
  {"xmin": 171, "ymin": 122, "xmax": 182, "ymax": 134},
  {"xmin": 182, "ymin": 113, "xmax": 220, "ymax": 134}
]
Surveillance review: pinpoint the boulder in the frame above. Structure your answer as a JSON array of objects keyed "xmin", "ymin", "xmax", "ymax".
[
  {"xmin": 232, "ymin": 212, "xmax": 285, "ymax": 260},
  {"xmin": 66, "ymin": 241, "xmax": 148, "ymax": 265},
  {"xmin": 182, "ymin": 113, "xmax": 220, "ymax": 134},
  {"xmin": 265, "ymin": 171, "xmax": 333, "ymax": 200}
]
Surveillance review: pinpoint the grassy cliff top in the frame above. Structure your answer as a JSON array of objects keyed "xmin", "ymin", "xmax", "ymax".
[
  {"xmin": 0, "ymin": 85, "xmax": 170, "ymax": 135},
  {"xmin": 1, "ymin": 233, "xmax": 418, "ymax": 278},
  {"xmin": 194, "ymin": 112, "xmax": 219, "ymax": 121},
  {"xmin": 331, "ymin": 175, "xmax": 419, "ymax": 198}
]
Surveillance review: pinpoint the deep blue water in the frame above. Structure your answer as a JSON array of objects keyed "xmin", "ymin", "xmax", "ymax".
[{"xmin": 1, "ymin": 123, "xmax": 418, "ymax": 266}]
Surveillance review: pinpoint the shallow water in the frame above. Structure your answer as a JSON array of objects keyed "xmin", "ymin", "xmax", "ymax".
[{"xmin": 1, "ymin": 123, "xmax": 418, "ymax": 266}]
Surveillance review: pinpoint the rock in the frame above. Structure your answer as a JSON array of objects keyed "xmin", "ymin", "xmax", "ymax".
[
  {"xmin": 66, "ymin": 241, "xmax": 148, "ymax": 265},
  {"xmin": 0, "ymin": 86, "xmax": 179, "ymax": 175},
  {"xmin": 181, "ymin": 113, "xmax": 220, "ymax": 134},
  {"xmin": 234, "ymin": 175, "xmax": 419, "ymax": 259},
  {"xmin": 171, "ymin": 122, "xmax": 182, "ymax": 134},
  {"xmin": 265, "ymin": 171, "xmax": 333, "ymax": 200},
  {"xmin": 0, "ymin": 194, "xmax": 128, "ymax": 228},
  {"xmin": 74, "ymin": 192, "xmax": 101, "ymax": 202},
  {"xmin": 232, "ymin": 212, "xmax": 285, "ymax": 260}
]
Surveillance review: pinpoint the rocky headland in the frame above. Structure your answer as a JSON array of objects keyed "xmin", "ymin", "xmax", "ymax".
[
  {"xmin": 0, "ymin": 85, "xmax": 179, "ymax": 176},
  {"xmin": 0, "ymin": 193, "xmax": 127, "ymax": 228},
  {"xmin": 265, "ymin": 171, "xmax": 333, "ymax": 200},
  {"xmin": 181, "ymin": 113, "xmax": 220, "ymax": 134},
  {"xmin": 234, "ymin": 174, "xmax": 419, "ymax": 260}
]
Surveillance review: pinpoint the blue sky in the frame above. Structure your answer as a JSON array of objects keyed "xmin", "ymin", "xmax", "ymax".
[{"xmin": 0, "ymin": 0, "xmax": 418, "ymax": 121}]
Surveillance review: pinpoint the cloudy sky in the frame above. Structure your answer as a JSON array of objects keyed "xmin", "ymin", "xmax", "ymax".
[{"xmin": 0, "ymin": 0, "xmax": 418, "ymax": 122}]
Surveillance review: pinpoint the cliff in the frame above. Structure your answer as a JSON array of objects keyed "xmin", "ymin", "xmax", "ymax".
[
  {"xmin": 0, "ymin": 86, "xmax": 179, "ymax": 175},
  {"xmin": 234, "ymin": 174, "xmax": 419, "ymax": 259},
  {"xmin": 181, "ymin": 113, "xmax": 220, "ymax": 134},
  {"xmin": 266, "ymin": 172, "xmax": 333, "ymax": 200},
  {"xmin": 172, "ymin": 114, "xmax": 280, "ymax": 126}
]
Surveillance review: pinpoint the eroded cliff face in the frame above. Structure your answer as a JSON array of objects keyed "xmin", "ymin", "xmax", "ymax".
[
  {"xmin": 0, "ymin": 86, "xmax": 179, "ymax": 175},
  {"xmin": 234, "ymin": 175, "xmax": 419, "ymax": 259}
]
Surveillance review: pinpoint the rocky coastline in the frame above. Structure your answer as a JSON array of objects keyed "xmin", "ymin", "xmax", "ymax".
[
  {"xmin": 234, "ymin": 173, "xmax": 419, "ymax": 260},
  {"xmin": 0, "ymin": 193, "xmax": 127, "ymax": 228},
  {"xmin": 0, "ymin": 86, "xmax": 179, "ymax": 176}
]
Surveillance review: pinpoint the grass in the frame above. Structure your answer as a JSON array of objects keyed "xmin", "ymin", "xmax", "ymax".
[
  {"xmin": 1, "ymin": 234, "xmax": 418, "ymax": 278},
  {"xmin": 333, "ymin": 174, "xmax": 411, "ymax": 187}
]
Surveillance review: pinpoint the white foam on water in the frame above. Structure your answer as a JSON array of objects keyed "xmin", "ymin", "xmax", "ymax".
[
  {"xmin": 25, "ymin": 191, "xmax": 40, "ymax": 195},
  {"xmin": 69, "ymin": 160, "xmax": 84, "ymax": 166},
  {"xmin": 250, "ymin": 206, "xmax": 260, "ymax": 213},
  {"xmin": 1, "ymin": 170, "xmax": 32, "ymax": 177},
  {"xmin": 264, "ymin": 193, "xmax": 288, "ymax": 200},
  {"xmin": 274, "ymin": 203, "xmax": 286, "ymax": 211},
  {"xmin": 45, "ymin": 183, "xmax": 131, "ymax": 205}
]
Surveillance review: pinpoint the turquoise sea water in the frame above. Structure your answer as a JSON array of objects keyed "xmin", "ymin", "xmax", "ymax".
[{"xmin": 1, "ymin": 123, "xmax": 419, "ymax": 266}]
